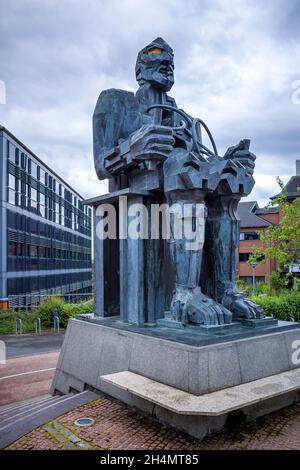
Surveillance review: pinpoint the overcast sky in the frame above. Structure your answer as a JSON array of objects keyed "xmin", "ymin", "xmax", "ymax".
[{"xmin": 0, "ymin": 0, "xmax": 299, "ymax": 206}]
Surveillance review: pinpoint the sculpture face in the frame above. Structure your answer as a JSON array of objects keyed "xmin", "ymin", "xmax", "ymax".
[{"xmin": 135, "ymin": 37, "xmax": 174, "ymax": 92}]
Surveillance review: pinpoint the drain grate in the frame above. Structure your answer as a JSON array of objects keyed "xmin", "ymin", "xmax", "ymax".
[{"xmin": 74, "ymin": 417, "xmax": 95, "ymax": 427}]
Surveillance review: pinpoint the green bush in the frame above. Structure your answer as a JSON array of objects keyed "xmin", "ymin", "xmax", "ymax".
[
  {"xmin": 35, "ymin": 297, "xmax": 94, "ymax": 328},
  {"xmin": 270, "ymin": 271, "xmax": 285, "ymax": 292},
  {"xmin": 237, "ymin": 279, "xmax": 271, "ymax": 296},
  {"xmin": 236, "ymin": 280, "xmax": 252, "ymax": 296},
  {"xmin": 0, "ymin": 310, "xmax": 39, "ymax": 335},
  {"xmin": 77, "ymin": 299, "xmax": 94, "ymax": 314},
  {"xmin": 293, "ymin": 277, "xmax": 300, "ymax": 292},
  {"xmin": 251, "ymin": 291, "xmax": 300, "ymax": 322},
  {"xmin": 35, "ymin": 297, "xmax": 65, "ymax": 328},
  {"xmin": 255, "ymin": 283, "xmax": 271, "ymax": 295},
  {"xmin": 0, "ymin": 298, "xmax": 95, "ymax": 335}
]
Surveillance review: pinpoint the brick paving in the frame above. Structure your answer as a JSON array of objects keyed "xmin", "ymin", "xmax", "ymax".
[{"xmin": 6, "ymin": 395, "xmax": 300, "ymax": 450}]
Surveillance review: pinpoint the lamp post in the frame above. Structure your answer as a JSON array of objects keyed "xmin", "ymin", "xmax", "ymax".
[{"xmin": 251, "ymin": 262, "xmax": 258, "ymax": 295}]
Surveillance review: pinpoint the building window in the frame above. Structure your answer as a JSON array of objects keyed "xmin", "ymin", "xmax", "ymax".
[
  {"xmin": 239, "ymin": 252, "xmax": 265, "ymax": 262},
  {"xmin": 30, "ymin": 187, "xmax": 38, "ymax": 211},
  {"xmin": 7, "ymin": 141, "xmax": 16, "ymax": 162},
  {"xmin": 8, "ymin": 189, "xmax": 15, "ymax": 205},
  {"xmin": 39, "ymin": 193, "xmax": 45, "ymax": 206},
  {"xmin": 8, "ymin": 173, "xmax": 16, "ymax": 190},
  {"xmin": 38, "ymin": 204, "xmax": 46, "ymax": 218},
  {"xmin": 8, "ymin": 242, "xmax": 17, "ymax": 256},
  {"xmin": 30, "ymin": 245, "xmax": 38, "ymax": 257},
  {"xmin": 39, "ymin": 167, "xmax": 45, "ymax": 182},
  {"xmin": 240, "ymin": 232, "xmax": 260, "ymax": 241},
  {"xmin": 21, "ymin": 153, "xmax": 27, "ymax": 170},
  {"xmin": 239, "ymin": 276, "xmax": 265, "ymax": 284},
  {"xmin": 16, "ymin": 243, "xmax": 23, "ymax": 256},
  {"xmin": 31, "ymin": 160, "xmax": 38, "ymax": 179},
  {"xmin": 15, "ymin": 148, "xmax": 20, "ymax": 166},
  {"xmin": 7, "ymin": 174, "xmax": 17, "ymax": 205},
  {"xmin": 239, "ymin": 252, "xmax": 251, "ymax": 262}
]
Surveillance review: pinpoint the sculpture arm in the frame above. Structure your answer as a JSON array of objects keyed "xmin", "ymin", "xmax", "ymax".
[
  {"xmin": 93, "ymin": 89, "xmax": 139, "ymax": 179},
  {"xmin": 93, "ymin": 89, "xmax": 174, "ymax": 179}
]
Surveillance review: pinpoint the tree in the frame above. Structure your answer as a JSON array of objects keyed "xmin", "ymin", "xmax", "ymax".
[{"xmin": 248, "ymin": 178, "xmax": 300, "ymax": 272}]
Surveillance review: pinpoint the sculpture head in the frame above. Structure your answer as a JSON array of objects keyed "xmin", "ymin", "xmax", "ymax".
[{"xmin": 135, "ymin": 37, "xmax": 174, "ymax": 92}]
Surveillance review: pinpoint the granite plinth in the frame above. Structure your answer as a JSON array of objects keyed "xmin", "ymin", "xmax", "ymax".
[
  {"xmin": 157, "ymin": 317, "xmax": 242, "ymax": 333},
  {"xmin": 51, "ymin": 317, "xmax": 300, "ymax": 439},
  {"xmin": 238, "ymin": 317, "xmax": 278, "ymax": 328}
]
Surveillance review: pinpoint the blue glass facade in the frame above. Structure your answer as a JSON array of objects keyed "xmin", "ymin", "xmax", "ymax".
[{"xmin": 0, "ymin": 126, "xmax": 92, "ymax": 309}]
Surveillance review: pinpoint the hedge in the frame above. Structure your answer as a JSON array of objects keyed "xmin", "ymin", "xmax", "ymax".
[
  {"xmin": 0, "ymin": 298, "xmax": 94, "ymax": 334},
  {"xmin": 35, "ymin": 297, "xmax": 94, "ymax": 328},
  {"xmin": 0, "ymin": 310, "xmax": 40, "ymax": 335},
  {"xmin": 251, "ymin": 292, "xmax": 300, "ymax": 322}
]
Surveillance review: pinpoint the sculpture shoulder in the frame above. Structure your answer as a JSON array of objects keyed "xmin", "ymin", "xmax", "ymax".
[{"xmin": 93, "ymin": 88, "xmax": 138, "ymax": 116}]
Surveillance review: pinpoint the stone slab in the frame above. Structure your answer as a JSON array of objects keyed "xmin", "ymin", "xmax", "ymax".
[
  {"xmin": 237, "ymin": 333, "xmax": 290, "ymax": 383},
  {"xmin": 157, "ymin": 317, "xmax": 241, "ymax": 333},
  {"xmin": 100, "ymin": 368, "xmax": 300, "ymax": 416},
  {"xmin": 239, "ymin": 317, "xmax": 278, "ymax": 328}
]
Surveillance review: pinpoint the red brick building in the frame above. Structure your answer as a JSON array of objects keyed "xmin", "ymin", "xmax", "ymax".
[
  {"xmin": 237, "ymin": 201, "xmax": 278, "ymax": 284},
  {"xmin": 237, "ymin": 160, "xmax": 300, "ymax": 285}
]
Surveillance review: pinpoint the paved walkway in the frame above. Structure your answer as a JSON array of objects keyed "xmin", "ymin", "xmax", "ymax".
[
  {"xmin": 6, "ymin": 395, "xmax": 300, "ymax": 450},
  {"xmin": 0, "ymin": 352, "xmax": 59, "ymax": 407}
]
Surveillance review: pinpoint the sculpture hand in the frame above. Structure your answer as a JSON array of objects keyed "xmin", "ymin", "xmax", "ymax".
[
  {"xmin": 130, "ymin": 124, "xmax": 175, "ymax": 162},
  {"xmin": 223, "ymin": 139, "xmax": 256, "ymax": 175}
]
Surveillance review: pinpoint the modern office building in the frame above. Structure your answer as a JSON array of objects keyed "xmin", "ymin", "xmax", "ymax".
[{"xmin": 0, "ymin": 126, "xmax": 92, "ymax": 310}]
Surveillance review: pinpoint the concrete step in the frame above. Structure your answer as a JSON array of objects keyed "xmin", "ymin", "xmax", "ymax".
[
  {"xmin": 0, "ymin": 390, "xmax": 99, "ymax": 449},
  {"xmin": 101, "ymin": 368, "xmax": 300, "ymax": 416},
  {"xmin": 0, "ymin": 394, "xmax": 51, "ymax": 415},
  {"xmin": 0, "ymin": 394, "xmax": 70, "ymax": 426}
]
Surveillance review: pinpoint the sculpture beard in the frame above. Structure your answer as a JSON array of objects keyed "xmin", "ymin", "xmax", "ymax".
[{"xmin": 139, "ymin": 61, "xmax": 175, "ymax": 92}]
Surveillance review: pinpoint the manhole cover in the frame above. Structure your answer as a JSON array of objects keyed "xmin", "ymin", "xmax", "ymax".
[{"xmin": 74, "ymin": 417, "xmax": 95, "ymax": 427}]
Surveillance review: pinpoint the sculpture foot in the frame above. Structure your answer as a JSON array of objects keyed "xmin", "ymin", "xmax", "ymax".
[
  {"xmin": 222, "ymin": 290, "xmax": 265, "ymax": 319},
  {"xmin": 171, "ymin": 286, "xmax": 232, "ymax": 326}
]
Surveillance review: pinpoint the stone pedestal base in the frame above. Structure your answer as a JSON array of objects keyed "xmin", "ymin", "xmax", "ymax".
[
  {"xmin": 238, "ymin": 317, "xmax": 278, "ymax": 328},
  {"xmin": 157, "ymin": 314, "xmax": 241, "ymax": 333},
  {"xmin": 51, "ymin": 318, "xmax": 300, "ymax": 440}
]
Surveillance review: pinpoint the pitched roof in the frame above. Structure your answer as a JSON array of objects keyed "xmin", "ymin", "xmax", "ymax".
[
  {"xmin": 271, "ymin": 176, "xmax": 300, "ymax": 200},
  {"xmin": 255, "ymin": 207, "xmax": 278, "ymax": 215},
  {"xmin": 237, "ymin": 201, "xmax": 271, "ymax": 228}
]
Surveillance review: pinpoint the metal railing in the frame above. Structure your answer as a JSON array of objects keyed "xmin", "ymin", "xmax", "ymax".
[
  {"xmin": 53, "ymin": 316, "xmax": 60, "ymax": 333},
  {"xmin": 8, "ymin": 293, "xmax": 94, "ymax": 311},
  {"xmin": 15, "ymin": 318, "xmax": 22, "ymax": 335},
  {"xmin": 35, "ymin": 317, "xmax": 41, "ymax": 335}
]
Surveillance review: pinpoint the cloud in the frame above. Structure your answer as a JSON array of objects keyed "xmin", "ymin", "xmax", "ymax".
[{"xmin": 0, "ymin": 0, "xmax": 299, "ymax": 206}]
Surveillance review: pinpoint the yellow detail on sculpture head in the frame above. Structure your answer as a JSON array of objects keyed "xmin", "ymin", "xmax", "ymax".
[{"xmin": 148, "ymin": 48, "xmax": 162, "ymax": 54}]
